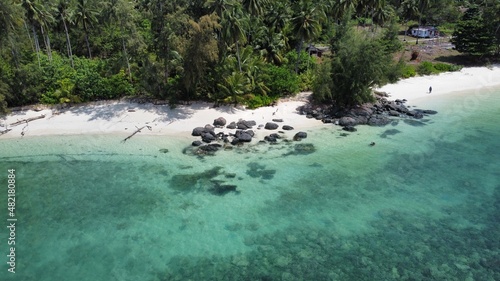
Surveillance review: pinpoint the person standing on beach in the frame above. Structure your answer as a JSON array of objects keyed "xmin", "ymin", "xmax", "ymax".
[{"xmin": 429, "ymin": 86, "xmax": 432, "ymax": 93}]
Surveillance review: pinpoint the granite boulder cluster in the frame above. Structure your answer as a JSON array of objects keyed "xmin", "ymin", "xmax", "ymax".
[
  {"xmin": 190, "ymin": 117, "xmax": 307, "ymax": 154},
  {"xmin": 298, "ymin": 92, "xmax": 438, "ymax": 132}
]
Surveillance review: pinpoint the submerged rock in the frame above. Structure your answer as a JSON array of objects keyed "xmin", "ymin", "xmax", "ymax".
[
  {"xmin": 208, "ymin": 180, "xmax": 239, "ymax": 196},
  {"xmin": 282, "ymin": 125, "xmax": 294, "ymax": 130},
  {"xmin": 284, "ymin": 143, "xmax": 316, "ymax": 156},
  {"xmin": 293, "ymin": 131, "xmax": 308, "ymax": 141},
  {"xmin": 192, "ymin": 140, "xmax": 203, "ymax": 146},
  {"xmin": 342, "ymin": 126, "xmax": 357, "ymax": 132}
]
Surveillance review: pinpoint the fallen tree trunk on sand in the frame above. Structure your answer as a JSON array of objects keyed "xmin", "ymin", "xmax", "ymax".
[
  {"xmin": 0, "ymin": 128, "xmax": 12, "ymax": 135},
  {"xmin": 122, "ymin": 125, "xmax": 152, "ymax": 143},
  {"xmin": 10, "ymin": 114, "xmax": 46, "ymax": 126}
]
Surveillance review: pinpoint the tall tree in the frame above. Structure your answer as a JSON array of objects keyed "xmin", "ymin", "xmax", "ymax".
[
  {"xmin": 324, "ymin": 22, "xmax": 397, "ymax": 107},
  {"xmin": 221, "ymin": 4, "xmax": 247, "ymax": 72},
  {"xmin": 57, "ymin": 1, "xmax": 75, "ymax": 67},
  {"xmin": 74, "ymin": 0, "xmax": 98, "ymax": 58},
  {"xmin": 291, "ymin": 0, "xmax": 323, "ymax": 73},
  {"xmin": 182, "ymin": 13, "xmax": 220, "ymax": 97},
  {"xmin": 242, "ymin": 0, "xmax": 268, "ymax": 16},
  {"xmin": 451, "ymin": 5, "xmax": 497, "ymax": 56},
  {"xmin": 21, "ymin": 0, "xmax": 45, "ymax": 66}
]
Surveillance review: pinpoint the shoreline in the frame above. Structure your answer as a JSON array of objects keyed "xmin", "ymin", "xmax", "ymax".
[
  {"xmin": 376, "ymin": 65, "xmax": 500, "ymax": 105},
  {"xmin": 1, "ymin": 65, "xmax": 500, "ymax": 141}
]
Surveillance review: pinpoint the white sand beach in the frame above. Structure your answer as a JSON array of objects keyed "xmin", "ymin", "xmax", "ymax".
[
  {"xmin": 0, "ymin": 93, "xmax": 321, "ymax": 140},
  {"xmin": 2, "ymin": 65, "xmax": 500, "ymax": 140},
  {"xmin": 377, "ymin": 65, "xmax": 500, "ymax": 105}
]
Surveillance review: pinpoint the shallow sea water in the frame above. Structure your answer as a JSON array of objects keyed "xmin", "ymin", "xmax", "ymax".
[{"xmin": 0, "ymin": 88, "xmax": 499, "ymax": 281}]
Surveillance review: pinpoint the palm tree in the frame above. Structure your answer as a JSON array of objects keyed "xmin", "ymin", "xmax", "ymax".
[
  {"xmin": 242, "ymin": 0, "xmax": 269, "ymax": 16},
  {"xmin": 204, "ymin": 0, "xmax": 235, "ymax": 17},
  {"xmin": 0, "ymin": 0, "xmax": 23, "ymax": 66},
  {"xmin": 57, "ymin": 1, "xmax": 74, "ymax": 67},
  {"xmin": 74, "ymin": 0, "xmax": 98, "ymax": 58},
  {"xmin": 104, "ymin": 0, "xmax": 137, "ymax": 81},
  {"xmin": 291, "ymin": 0, "xmax": 323, "ymax": 73},
  {"xmin": 21, "ymin": 0, "xmax": 44, "ymax": 66},
  {"xmin": 218, "ymin": 71, "xmax": 251, "ymax": 105},
  {"xmin": 37, "ymin": 2, "xmax": 56, "ymax": 61},
  {"xmin": 221, "ymin": 5, "xmax": 247, "ymax": 72}
]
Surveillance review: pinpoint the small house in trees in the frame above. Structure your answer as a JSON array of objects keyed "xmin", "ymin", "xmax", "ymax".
[
  {"xmin": 411, "ymin": 27, "xmax": 439, "ymax": 38},
  {"xmin": 306, "ymin": 45, "xmax": 329, "ymax": 57}
]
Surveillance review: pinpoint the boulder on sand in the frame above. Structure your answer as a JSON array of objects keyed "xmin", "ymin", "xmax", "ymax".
[
  {"xmin": 265, "ymin": 122, "xmax": 279, "ymax": 130},
  {"xmin": 213, "ymin": 117, "xmax": 227, "ymax": 127}
]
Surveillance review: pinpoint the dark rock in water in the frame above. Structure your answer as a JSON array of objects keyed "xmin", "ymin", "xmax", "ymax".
[
  {"xmin": 272, "ymin": 118, "xmax": 283, "ymax": 122},
  {"xmin": 293, "ymin": 131, "xmax": 307, "ymax": 141},
  {"xmin": 404, "ymin": 119, "xmax": 427, "ymax": 127},
  {"xmin": 238, "ymin": 132, "xmax": 253, "ymax": 142},
  {"xmin": 269, "ymin": 133, "xmax": 281, "ymax": 139},
  {"xmin": 192, "ymin": 140, "xmax": 203, "ymax": 146},
  {"xmin": 213, "ymin": 117, "xmax": 227, "ymax": 127},
  {"xmin": 284, "ymin": 143, "xmax": 316, "ymax": 156},
  {"xmin": 245, "ymin": 130, "xmax": 255, "ymax": 137},
  {"xmin": 342, "ymin": 126, "xmax": 357, "ymax": 132},
  {"xmin": 208, "ymin": 182, "xmax": 238, "ymax": 196},
  {"xmin": 192, "ymin": 127, "xmax": 205, "ymax": 136},
  {"xmin": 265, "ymin": 122, "xmax": 279, "ymax": 130},
  {"xmin": 420, "ymin": 109, "xmax": 438, "ymax": 115},
  {"xmin": 339, "ymin": 117, "xmax": 357, "ymax": 126},
  {"xmin": 226, "ymin": 122, "xmax": 237, "ymax": 129},
  {"xmin": 368, "ymin": 115, "xmax": 391, "ymax": 126},
  {"xmin": 306, "ymin": 114, "xmax": 314, "ymax": 119},
  {"xmin": 231, "ymin": 138, "xmax": 240, "ymax": 145},
  {"xmin": 159, "ymin": 148, "xmax": 169, "ymax": 153},
  {"xmin": 264, "ymin": 135, "xmax": 277, "ymax": 143},
  {"xmin": 223, "ymin": 137, "xmax": 230, "ymax": 143},
  {"xmin": 385, "ymin": 101, "xmax": 408, "ymax": 113},
  {"xmin": 389, "ymin": 110, "xmax": 400, "ymax": 117},
  {"xmin": 408, "ymin": 110, "xmax": 424, "ymax": 119},
  {"xmin": 322, "ymin": 118, "xmax": 333, "ymax": 124},
  {"xmin": 202, "ymin": 132, "xmax": 216, "ymax": 143},
  {"xmin": 170, "ymin": 166, "xmax": 223, "ymax": 191},
  {"xmin": 380, "ymin": 129, "xmax": 401, "ymax": 138},
  {"xmin": 246, "ymin": 162, "xmax": 276, "ymax": 180},
  {"xmin": 199, "ymin": 144, "xmax": 221, "ymax": 152},
  {"xmin": 282, "ymin": 125, "xmax": 294, "ymax": 130}
]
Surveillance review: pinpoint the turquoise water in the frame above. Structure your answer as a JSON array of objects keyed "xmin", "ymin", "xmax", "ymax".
[{"xmin": 1, "ymin": 88, "xmax": 499, "ymax": 281}]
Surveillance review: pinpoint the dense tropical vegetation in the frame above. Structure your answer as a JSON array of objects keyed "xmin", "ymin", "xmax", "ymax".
[{"xmin": 0, "ymin": 0, "xmax": 499, "ymax": 113}]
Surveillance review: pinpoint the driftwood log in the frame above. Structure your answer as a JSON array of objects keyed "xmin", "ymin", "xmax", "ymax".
[
  {"xmin": 10, "ymin": 114, "xmax": 46, "ymax": 126},
  {"xmin": 122, "ymin": 125, "xmax": 152, "ymax": 142},
  {"xmin": 0, "ymin": 128, "xmax": 12, "ymax": 135}
]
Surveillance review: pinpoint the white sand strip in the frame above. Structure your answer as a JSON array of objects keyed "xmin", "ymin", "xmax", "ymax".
[
  {"xmin": 376, "ymin": 65, "xmax": 500, "ymax": 104},
  {"xmin": 0, "ymin": 98, "xmax": 321, "ymax": 139}
]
